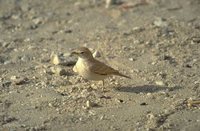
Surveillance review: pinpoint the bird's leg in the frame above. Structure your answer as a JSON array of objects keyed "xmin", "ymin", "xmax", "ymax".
[
  {"xmin": 102, "ymin": 80, "xmax": 104, "ymax": 86},
  {"xmin": 100, "ymin": 80, "xmax": 108, "ymax": 92}
]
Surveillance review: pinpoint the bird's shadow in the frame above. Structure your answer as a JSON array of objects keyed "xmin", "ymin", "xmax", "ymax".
[{"xmin": 115, "ymin": 85, "xmax": 181, "ymax": 93}]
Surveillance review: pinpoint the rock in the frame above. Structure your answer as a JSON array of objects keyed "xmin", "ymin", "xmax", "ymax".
[
  {"xmin": 60, "ymin": 57, "xmax": 76, "ymax": 66},
  {"xmin": 115, "ymin": 98, "xmax": 124, "ymax": 103},
  {"xmin": 105, "ymin": 0, "xmax": 115, "ymax": 8},
  {"xmin": 50, "ymin": 67, "xmax": 68, "ymax": 76},
  {"xmin": 2, "ymin": 81, "xmax": 12, "ymax": 88},
  {"xmin": 155, "ymin": 81, "xmax": 165, "ymax": 86},
  {"xmin": 93, "ymin": 50, "xmax": 101, "ymax": 58},
  {"xmin": 86, "ymin": 100, "xmax": 97, "ymax": 108},
  {"xmin": 59, "ymin": 53, "xmax": 77, "ymax": 66},
  {"xmin": 147, "ymin": 93, "xmax": 152, "ymax": 96},
  {"xmin": 153, "ymin": 17, "xmax": 168, "ymax": 27},
  {"xmin": 10, "ymin": 76, "xmax": 18, "ymax": 80},
  {"xmin": 20, "ymin": 55, "xmax": 32, "ymax": 61},
  {"xmin": 129, "ymin": 58, "xmax": 135, "ymax": 61},
  {"xmin": 140, "ymin": 102, "xmax": 148, "ymax": 106},
  {"xmin": 122, "ymin": 46, "xmax": 130, "ymax": 51},
  {"xmin": 0, "ymin": 55, "xmax": 8, "ymax": 64},
  {"xmin": 51, "ymin": 53, "xmax": 60, "ymax": 65},
  {"xmin": 100, "ymin": 115, "xmax": 105, "ymax": 120},
  {"xmin": 15, "ymin": 77, "xmax": 29, "ymax": 85},
  {"xmin": 132, "ymin": 27, "xmax": 145, "ymax": 32},
  {"xmin": 32, "ymin": 17, "xmax": 43, "ymax": 25},
  {"xmin": 133, "ymin": 39, "xmax": 142, "ymax": 44}
]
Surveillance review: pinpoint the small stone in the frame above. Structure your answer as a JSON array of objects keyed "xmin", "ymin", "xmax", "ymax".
[
  {"xmin": 146, "ymin": 93, "xmax": 152, "ymax": 96},
  {"xmin": 63, "ymin": 52, "xmax": 71, "ymax": 57},
  {"xmin": 50, "ymin": 67, "xmax": 68, "ymax": 76},
  {"xmin": 146, "ymin": 113, "xmax": 155, "ymax": 119},
  {"xmin": 122, "ymin": 46, "xmax": 130, "ymax": 51},
  {"xmin": 129, "ymin": 58, "xmax": 135, "ymax": 61},
  {"xmin": 116, "ymin": 98, "xmax": 124, "ymax": 103},
  {"xmin": 133, "ymin": 39, "xmax": 141, "ymax": 44},
  {"xmin": 155, "ymin": 81, "xmax": 165, "ymax": 86},
  {"xmin": 32, "ymin": 17, "xmax": 43, "ymax": 25},
  {"xmin": 100, "ymin": 115, "xmax": 105, "ymax": 120},
  {"xmin": 133, "ymin": 69, "xmax": 140, "ymax": 73},
  {"xmin": 105, "ymin": 0, "xmax": 115, "ymax": 8},
  {"xmin": 48, "ymin": 103, "xmax": 53, "ymax": 107},
  {"xmin": 140, "ymin": 102, "xmax": 148, "ymax": 106},
  {"xmin": 153, "ymin": 17, "xmax": 168, "ymax": 27},
  {"xmin": 10, "ymin": 76, "xmax": 18, "ymax": 80},
  {"xmin": 86, "ymin": 100, "xmax": 96, "ymax": 108},
  {"xmin": 93, "ymin": 50, "xmax": 101, "ymax": 58},
  {"xmin": 11, "ymin": 14, "xmax": 20, "ymax": 20},
  {"xmin": 20, "ymin": 55, "xmax": 31, "ymax": 61},
  {"xmin": 51, "ymin": 53, "xmax": 60, "ymax": 65},
  {"xmin": 15, "ymin": 77, "xmax": 29, "ymax": 85},
  {"xmin": 132, "ymin": 27, "xmax": 145, "ymax": 32},
  {"xmin": 2, "ymin": 81, "xmax": 12, "ymax": 87},
  {"xmin": 59, "ymin": 53, "xmax": 77, "ymax": 66},
  {"xmin": 24, "ymin": 38, "xmax": 30, "ymax": 42}
]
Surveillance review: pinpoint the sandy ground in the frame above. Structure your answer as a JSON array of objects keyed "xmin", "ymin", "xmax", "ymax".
[{"xmin": 0, "ymin": 0, "xmax": 200, "ymax": 130}]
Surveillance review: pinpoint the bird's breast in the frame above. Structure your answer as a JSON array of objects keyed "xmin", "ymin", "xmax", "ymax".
[{"xmin": 74, "ymin": 58, "xmax": 107, "ymax": 80}]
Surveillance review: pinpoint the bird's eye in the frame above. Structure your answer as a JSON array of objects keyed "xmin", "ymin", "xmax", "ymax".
[{"xmin": 80, "ymin": 51, "xmax": 84, "ymax": 54}]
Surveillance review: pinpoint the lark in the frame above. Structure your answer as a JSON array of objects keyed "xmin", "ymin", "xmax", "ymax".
[{"xmin": 71, "ymin": 47, "xmax": 131, "ymax": 85}]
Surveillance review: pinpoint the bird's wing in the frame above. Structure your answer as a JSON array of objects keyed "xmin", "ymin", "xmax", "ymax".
[{"xmin": 89, "ymin": 60, "xmax": 119, "ymax": 76}]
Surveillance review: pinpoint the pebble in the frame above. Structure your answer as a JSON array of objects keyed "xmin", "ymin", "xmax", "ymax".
[
  {"xmin": 146, "ymin": 93, "xmax": 152, "ymax": 96},
  {"xmin": 133, "ymin": 39, "xmax": 141, "ymax": 44},
  {"xmin": 20, "ymin": 55, "xmax": 31, "ymax": 61},
  {"xmin": 51, "ymin": 53, "xmax": 60, "ymax": 65},
  {"xmin": 15, "ymin": 77, "xmax": 29, "ymax": 85},
  {"xmin": 105, "ymin": 0, "xmax": 115, "ymax": 8},
  {"xmin": 10, "ymin": 76, "xmax": 19, "ymax": 80},
  {"xmin": 32, "ymin": 17, "xmax": 43, "ymax": 25},
  {"xmin": 153, "ymin": 17, "xmax": 168, "ymax": 27},
  {"xmin": 59, "ymin": 53, "xmax": 77, "ymax": 66},
  {"xmin": 100, "ymin": 115, "xmax": 105, "ymax": 120},
  {"xmin": 93, "ymin": 50, "xmax": 101, "ymax": 58},
  {"xmin": 146, "ymin": 113, "xmax": 155, "ymax": 119},
  {"xmin": 48, "ymin": 103, "xmax": 53, "ymax": 107},
  {"xmin": 50, "ymin": 67, "xmax": 68, "ymax": 76},
  {"xmin": 0, "ymin": 55, "xmax": 8, "ymax": 64},
  {"xmin": 155, "ymin": 81, "xmax": 165, "ymax": 86},
  {"xmin": 129, "ymin": 58, "xmax": 135, "ymax": 61},
  {"xmin": 132, "ymin": 27, "xmax": 145, "ymax": 32},
  {"xmin": 122, "ymin": 46, "xmax": 130, "ymax": 51},
  {"xmin": 192, "ymin": 37, "xmax": 200, "ymax": 43},
  {"xmin": 115, "ymin": 98, "xmax": 124, "ymax": 103},
  {"xmin": 140, "ymin": 102, "xmax": 148, "ymax": 106},
  {"xmin": 2, "ymin": 81, "xmax": 12, "ymax": 88},
  {"xmin": 86, "ymin": 100, "xmax": 97, "ymax": 108}
]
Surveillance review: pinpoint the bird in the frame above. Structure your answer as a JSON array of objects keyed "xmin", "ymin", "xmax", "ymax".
[{"xmin": 71, "ymin": 47, "xmax": 131, "ymax": 86}]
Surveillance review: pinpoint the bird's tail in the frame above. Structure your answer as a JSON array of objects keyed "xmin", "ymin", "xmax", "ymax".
[{"xmin": 115, "ymin": 72, "xmax": 131, "ymax": 79}]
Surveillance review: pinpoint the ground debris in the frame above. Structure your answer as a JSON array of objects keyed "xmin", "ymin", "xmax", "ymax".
[
  {"xmin": 49, "ymin": 66, "xmax": 68, "ymax": 76},
  {"xmin": 14, "ymin": 77, "xmax": 30, "ymax": 85},
  {"xmin": 187, "ymin": 99, "xmax": 200, "ymax": 108}
]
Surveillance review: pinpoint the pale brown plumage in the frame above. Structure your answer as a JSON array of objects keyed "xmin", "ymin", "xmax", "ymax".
[
  {"xmin": 88, "ymin": 58, "xmax": 131, "ymax": 78},
  {"xmin": 71, "ymin": 47, "xmax": 131, "ymax": 82}
]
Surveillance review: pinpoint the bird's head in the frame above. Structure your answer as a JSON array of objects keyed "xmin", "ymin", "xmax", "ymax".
[{"xmin": 71, "ymin": 47, "xmax": 93, "ymax": 59}]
